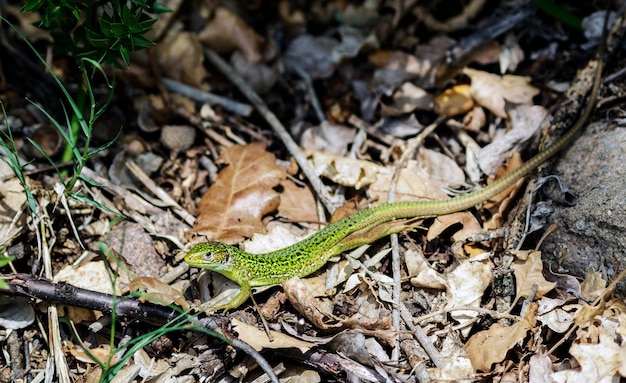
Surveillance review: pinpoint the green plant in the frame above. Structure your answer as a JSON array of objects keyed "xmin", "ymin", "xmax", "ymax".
[
  {"xmin": 0, "ymin": 104, "xmax": 38, "ymax": 215},
  {"xmin": 22, "ymin": 0, "xmax": 168, "ymax": 67},
  {"xmin": 19, "ymin": 0, "xmax": 168, "ymax": 172},
  {"xmin": 2, "ymin": 20, "xmax": 121, "ymax": 214},
  {"xmin": 0, "ymin": 254, "xmax": 14, "ymax": 289}
]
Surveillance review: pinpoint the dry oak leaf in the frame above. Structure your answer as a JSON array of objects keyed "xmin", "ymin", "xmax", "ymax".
[
  {"xmin": 463, "ymin": 68, "xmax": 539, "ymax": 118},
  {"xmin": 551, "ymin": 331, "xmax": 623, "ymax": 382},
  {"xmin": 464, "ymin": 318, "xmax": 533, "ymax": 372},
  {"xmin": 190, "ymin": 142, "xmax": 286, "ymax": 243},
  {"xmin": 510, "ymin": 250, "xmax": 556, "ymax": 301}
]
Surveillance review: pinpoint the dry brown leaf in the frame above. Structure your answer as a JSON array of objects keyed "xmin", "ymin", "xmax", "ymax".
[
  {"xmin": 381, "ymin": 82, "xmax": 434, "ymax": 116},
  {"xmin": 463, "ymin": 68, "xmax": 539, "ymax": 118},
  {"xmin": 277, "ymin": 179, "xmax": 319, "ymax": 224},
  {"xmin": 551, "ymin": 326, "xmax": 623, "ymax": 382},
  {"xmin": 580, "ymin": 268, "xmax": 607, "ymax": 301},
  {"xmin": 407, "ymin": 249, "xmax": 447, "ymax": 289},
  {"xmin": 283, "ymin": 278, "xmax": 393, "ymax": 339},
  {"xmin": 300, "ymin": 121, "xmax": 356, "ymax": 155},
  {"xmin": 68, "ymin": 341, "xmax": 119, "ymax": 365},
  {"xmin": 417, "ymin": 148, "xmax": 466, "ymax": 186},
  {"xmin": 427, "ymin": 211, "xmax": 482, "ymax": 242},
  {"xmin": 445, "ymin": 258, "xmax": 493, "ymax": 331},
  {"xmin": 54, "ymin": 261, "xmax": 122, "ymax": 295},
  {"xmin": 369, "ymin": 160, "xmax": 449, "ymax": 203},
  {"xmin": 477, "ymin": 104, "xmax": 549, "ymax": 176},
  {"xmin": 156, "ymin": 32, "xmax": 207, "ymax": 87},
  {"xmin": 190, "ymin": 142, "xmax": 286, "ymax": 243},
  {"xmin": 133, "ymin": 349, "xmax": 170, "ymax": 379},
  {"xmin": 433, "ymin": 84, "xmax": 474, "ymax": 117},
  {"xmin": 129, "ymin": 276, "xmax": 190, "ymax": 311},
  {"xmin": 231, "ymin": 318, "xmax": 315, "ymax": 352},
  {"xmin": 198, "ymin": 7, "xmax": 265, "ymax": 63},
  {"xmin": 311, "ymin": 153, "xmax": 383, "ymax": 189},
  {"xmin": 482, "ymin": 152, "xmax": 525, "ymax": 230},
  {"xmin": 0, "ymin": 161, "xmax": 26, "ymax": 249},
  {"xmin": 244, "ymin": 225, "xmax": 313, "ymax": 255},
  {"xmin": 464, "ymin": 319, "xmax": 533, "ymax": 372},
  {"xmin": 283, "ymin": 277, "xmax": 340, "ymax": 330},
  {"xmin": 510, "ymin": 250, "xmax": 556, "ymax": 300},
  {"xmin": 537, "ymin": 298, "xmax": 577, "ymax": 333}
]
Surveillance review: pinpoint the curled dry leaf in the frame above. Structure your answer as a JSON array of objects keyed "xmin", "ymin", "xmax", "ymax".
[
  {"xmin": 536, "ymin": 297, "xmax": 577, "ymax": 333},
  {"xmin": 477, "ymin": 104, "xmax": 549, "ymax": 176},
  {"xmin": 464, "ymin": 318, "xmax": 534, "ymax": 372},
  {"xmin": 190, "ymin": 142, "xmax": 287, "ymax": 243},
  {"xmin": 381, "ymin": 82, "xmax": 434, "ymax": 116},
  {"xmin": 231, "ymin": 318, "xmax": 314, "ymax": 352},
  {"xmin": 68, "ymin": 341, "xmax": 118, "ymax": 365},
  {"xmin": 551, "ymin": 330, "xmax": 623, "ymax": 382},
  {"xmin": 369, "ymin": 160, "xmax": 448, "ymax": 203},
  {"xmin": 417, "ymin": 148, "xmax": 466, "ymax": 186},
  {"xmin": 282, "ymin": 277, "xmax": 393, "ymax": 339},
  {"xmin": 157, "ymin": 32, "xmax": 207, "ymax": 87},
  {"xmin": 277, "ymin": 179, "xmax": 319, "ymax": 224},
  {"xmin": 482, "ymin": 152, "xmax": 524, "ymax": 230},
  {"xmin": 427, "ymin": 338, "xmax": 475, "ymax": 381},
  {"xmin": 427, "ymin": 211, "xmax": 482, "ymax": 243},
  {"xmin": 129, "ymin": 276, "xmax": 190, "ymax": 311},
  {"xmin": 406, "ymin": 248, "xmax": 447, "ymax": 289},
  {"xmin": 433, "ymin": 84, "xmax": 474, "ymax": 117},
  {"xmin": 311, "ymin": 152, "xmax": 383, "ymax": 190},
  {"xmin": 134, "ymin": 349, "xmax": 170, "ymax": 379},
  {"xmin": 285, "ymin": 26, "xmax": 378, "ymax": 79},
  {"xmin": 445, "ymin": 258, "xmax": 493, "ymax": 331},
  {"xmin": 510, "ymin": 250, "xmax": 556, "ymax": 301},
  {"xmin": 0, "ymin": 161, "xmax": 26, "ymax": 249},
  {"xmin": 198, "ymin": 7, "xmax": 265, "ymax": 63},
  {"xmin": 463, "ymin": 68, "xmax": 539, "ymax": 118},
  {"xmin": 300, "ymin": 121, "xmax": 356, "ymax": 155},
  {"xmin": 579, "ymin": 267, "xmax": 607, "ymax": 301}
]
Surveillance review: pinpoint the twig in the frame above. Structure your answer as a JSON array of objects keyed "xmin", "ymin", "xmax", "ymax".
[
  {"xmin": 125, "ymin": 160, "xmax": 195, "ymax": 225},
  {"xmin": 387, "ymin": 117, "xmax": 444, "ymax": 365},
  {"xmin": 203, "ymin": 47, "xmax": 337, "ymax": 212},
  {"xmin": 2, "ymin": 273, "xmax": 182, "ymax": 324},
  {"xmin": 161, "ymin": 78, "xmax": 253, "ymax": 116},
  {"xmin": 399, "ymin": 303, "xmax": 444, "ymax": 368},
  {"xmin": 286, "ymin": 61, "xmax": 326, "ymax": 123},
  {"xmin": 1, "ymin": 273, "xmax": 281, "ymax": 383}
]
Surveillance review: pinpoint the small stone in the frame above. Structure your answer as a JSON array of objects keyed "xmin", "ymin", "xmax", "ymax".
[{"xmin": 160, "ymin": 125, "xmax": 196, "ymax": 153}]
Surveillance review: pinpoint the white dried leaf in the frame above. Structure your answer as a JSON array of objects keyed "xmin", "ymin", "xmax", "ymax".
[
  {"xmin": 312, "ymin": 153, "xmax": 383, "ymax": 189},
  {"xmin": 463, "ymin": 68, "xmax": 539, "ymax": 118}
]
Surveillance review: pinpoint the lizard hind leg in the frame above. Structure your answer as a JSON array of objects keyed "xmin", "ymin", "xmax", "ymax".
[{"xmin": 328, "ymin": 217, "xmax": 426, "ymax": 255}]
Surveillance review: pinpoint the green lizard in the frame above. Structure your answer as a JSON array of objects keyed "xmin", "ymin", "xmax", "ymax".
[{"xmin": 185, "ymin": 30, "xmax": 606, "ymax": 311}]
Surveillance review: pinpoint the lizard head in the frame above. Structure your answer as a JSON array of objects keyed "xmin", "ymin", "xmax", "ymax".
[{"xmin": 184, "ymin": 242, "xmax": 241, "ymax": 275}]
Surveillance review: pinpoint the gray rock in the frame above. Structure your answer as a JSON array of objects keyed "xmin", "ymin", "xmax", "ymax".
[{"xmin": 540, "ymin": 123, "xmax": 626, "ymax": 290}]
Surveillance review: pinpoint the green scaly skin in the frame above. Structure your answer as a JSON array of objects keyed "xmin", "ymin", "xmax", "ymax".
[{"xmin": 185, "ymin": 39, "xmax": 605, "ymax": 311}]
